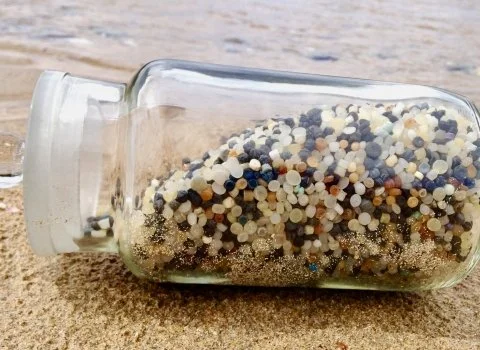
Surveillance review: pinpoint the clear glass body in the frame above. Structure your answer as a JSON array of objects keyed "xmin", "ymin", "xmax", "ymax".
[{"xmin": 20, "ymin": 60, "xmax": 480, "ymax": 290}]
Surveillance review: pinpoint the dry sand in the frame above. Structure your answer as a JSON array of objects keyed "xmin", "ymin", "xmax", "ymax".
[
  {"xmin": 1, "ymin": 1, "xmax": 480, "ymax": 349},
  {"xmin": 1, "ymin": 186, "xmax": 479, "ymax": 349}
]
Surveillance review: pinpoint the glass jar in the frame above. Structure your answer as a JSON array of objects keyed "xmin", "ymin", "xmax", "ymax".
[{"xmin": 6, "ymin": 59, "xmax": 480, "ymax": 290}]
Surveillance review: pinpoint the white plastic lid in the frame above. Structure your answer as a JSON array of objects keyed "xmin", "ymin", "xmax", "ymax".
[
  {"xmin": 24, "ymin": 71, "xmax": 125, "ymax": 256},
  {"xmin": 24, "ymin": 71, "xmax": 82, "ymax": 255}
]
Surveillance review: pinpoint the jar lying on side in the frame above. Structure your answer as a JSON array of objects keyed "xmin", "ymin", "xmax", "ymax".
[{"xmin": 17, "ymin": 60, "xmax": 480, "ymax": 291}]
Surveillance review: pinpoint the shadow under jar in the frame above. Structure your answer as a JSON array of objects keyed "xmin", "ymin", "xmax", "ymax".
[{"xmin": 21, "ymin": 60, "xmax": 480, "ymax": 291}]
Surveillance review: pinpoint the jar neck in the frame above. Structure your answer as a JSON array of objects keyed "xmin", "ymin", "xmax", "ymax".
[{"xmin": 24, "ymin": 71, "xmax": 126, "ymax": 255}]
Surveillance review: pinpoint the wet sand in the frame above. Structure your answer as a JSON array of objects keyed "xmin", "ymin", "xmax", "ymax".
[{"xmin": 1, "ymin": 1, "xmax": 479, "ymax": 349}]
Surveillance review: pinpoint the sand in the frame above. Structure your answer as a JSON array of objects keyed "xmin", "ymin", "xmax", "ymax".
[
  {"xmin": 1, "ymin": 1, "xmax": 480, "ymax": 348},
  {"xmin": 1, "ymin": 186, "xmax": 479, "ymax": 349}
]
